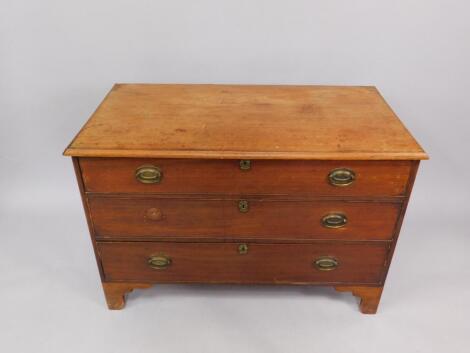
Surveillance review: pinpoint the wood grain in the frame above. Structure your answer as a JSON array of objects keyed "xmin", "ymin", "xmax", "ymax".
[
  {"xmin": 98, "ymin": 241, "xmax": 388, "ymax": 284},
  {"xmin": 335, "ymin": 286, "xmax": 384, "ymax": 314},
  {"xmin": 379, "ymin": 160, "xmax": 421, "ymax": 283},
  {"xmin": 89, "ymin": 196, "xmax": 401, "ymax": 241},
  {"xmin": 102, "ymin": 282, "xmax": 152, "ymax": 310},
  {"xmin": 72, "ymin": 157, "xmax": 104, "ymax": 280},
  {"xmin": 63, "ymin": 84, "xmax": 428, "ymax": 160},
  {"xmin": 80, "ymin": 158, "xmax": 413, "ymax": 197}
]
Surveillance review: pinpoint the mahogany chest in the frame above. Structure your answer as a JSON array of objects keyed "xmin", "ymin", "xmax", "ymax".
[{"xmin": 64, "ymin": 84, "xmax": 427, "ymax": 313}]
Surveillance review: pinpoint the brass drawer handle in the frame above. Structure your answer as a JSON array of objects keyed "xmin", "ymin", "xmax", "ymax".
[
  {"xmin": 328, "ymin": 168, "xmax": 355, "ymax": 187},
  {"xmin": 148, "ymin": 254, "xmax": 171, "ymax": 269},
  {"xmin": 321, "ymin": 213, "xmax": 347, "ymax": 228},
  {"xmin": 146, "ymin": 208, "xmax": 163, "ymax": 221},
  {"xmin": 238, "ymin": 243, "xmax": 248, "ymax": 254},
  {"xmin": 136, "ymin": 165, "xmax": 163, "ymax": 184},
  {"xmin": 239, "ymin": 160, "xmax": 251, "ymax": 171},
  {"xmin": 238, "ymin": 200, "xmax": 249, "ymax": 213},
  {"xmin": 314, "ymin": 257, "xmax": 338, "ymax": 271}
]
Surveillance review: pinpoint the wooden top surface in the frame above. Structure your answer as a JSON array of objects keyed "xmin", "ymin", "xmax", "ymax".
[{"xmin": 64, "ymin": 84, "xmax": 427, "ymax": 160}]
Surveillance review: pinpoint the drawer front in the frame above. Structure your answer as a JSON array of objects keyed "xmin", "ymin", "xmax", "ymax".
[
  {"xmin": 98, "ymin": 241, "xmax": 388, "ymax": 284},
  {"xmin": 80, "ymin": 158, "xmax": 412, "ymax": 197},
  {"xmin": 89, "ymin": 197, "xmax": 400, "ymax": 240},
  {"xmin": 89, "ymin": 197, "xmax": 224, "ymax": 238}
]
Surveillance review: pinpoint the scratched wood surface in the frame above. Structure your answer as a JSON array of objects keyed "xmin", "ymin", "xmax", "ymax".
[
  {"xmin": 64, "ymin": 84, "xmax": 428, "ymax": 160},
  {"xmin": 98, "ymin": 241, "xmax": 388, "ymax": 284},
  {"xmin": 79, "ymin": 158, "xmax": 413, "ymax": 197},
  {"xmin": 88, "ymin": 196, "xmax": 400, "ymax": 241}
]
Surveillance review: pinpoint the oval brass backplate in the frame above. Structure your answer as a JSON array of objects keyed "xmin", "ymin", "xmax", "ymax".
[
  {"xmin": 238, "ymin": 200, "xmax": 249, "ymax": 213},
  {"xmin": 238, "ymin": 244, "xmax": 248, "ymax": 254},
  {"xmin": 239, "ymin": 160, "xmax": 251, "ymax": 171},
  {"xmin": 321, "ymin": 213, "xmax": 347, "ymax": 228},
  {"xmin": 314, "ymin": 257, "xmax": 338, "ymax": 271},
  {"xmin": 135, "ymin": 165, "xmax": 163, "ymax": 184},
  {"xmin": 328, "ymin": 168, "xmax": 355, "ymax": 187},
  {"xmin": 148, "ymin": 254, "xmax": 172, "ymax": 269}
]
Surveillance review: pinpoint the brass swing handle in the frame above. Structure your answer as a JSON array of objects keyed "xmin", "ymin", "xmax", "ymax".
[
  {"xmin": 148, "ymin": 254, "xmax": 172, "ymax": 269},
  {"xmin": 328, "ymin": 168, "xmax": 355, "ymax": 186},
  {"xmin": 314, "ymin": 257, "xmax": 338, "ymax": 271},
  {"xmin": 136, "ymin": 165, "xmax": 163, "ymax": 184},
  {"xmin": 321, "ymin": 213, "xmax": 348, "ymax": 228}
]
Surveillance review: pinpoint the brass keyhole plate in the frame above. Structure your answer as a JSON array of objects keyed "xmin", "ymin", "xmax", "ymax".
[
  {"xmin": 238, "ymin": 244, "xmax": 249, "ymax": 254},
  {"xmin": 238, "ymin": 200, "xmax": 249, "ymax": 213}
]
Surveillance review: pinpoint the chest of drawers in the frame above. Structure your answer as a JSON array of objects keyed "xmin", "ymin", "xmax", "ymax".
[{"xmin": 64, "ymin": 84, "xmax": 427, "ymax": 313}]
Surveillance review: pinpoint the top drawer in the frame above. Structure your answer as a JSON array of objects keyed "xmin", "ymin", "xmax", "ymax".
[{"xmin": 79, "ymin": 158, "xmax": 412, "ymax": 197}]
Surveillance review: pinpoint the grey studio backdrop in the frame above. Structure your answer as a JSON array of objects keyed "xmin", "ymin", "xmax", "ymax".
[{"xmin": 1, "ymin": 1, "xmax": 469, "ymax": 352}]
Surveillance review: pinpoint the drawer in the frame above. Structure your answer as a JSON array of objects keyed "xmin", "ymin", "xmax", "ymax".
[
  {"xmin": 98, "ymin": 241, "xmax": 388, "ymax": 284},
  {"xmin": 80, "ymin": 158, "xmax": 412, "ymax": 197},
  {"xmin": 89, "ymin": 196, "xmax": 401, "ymax": 240}
]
